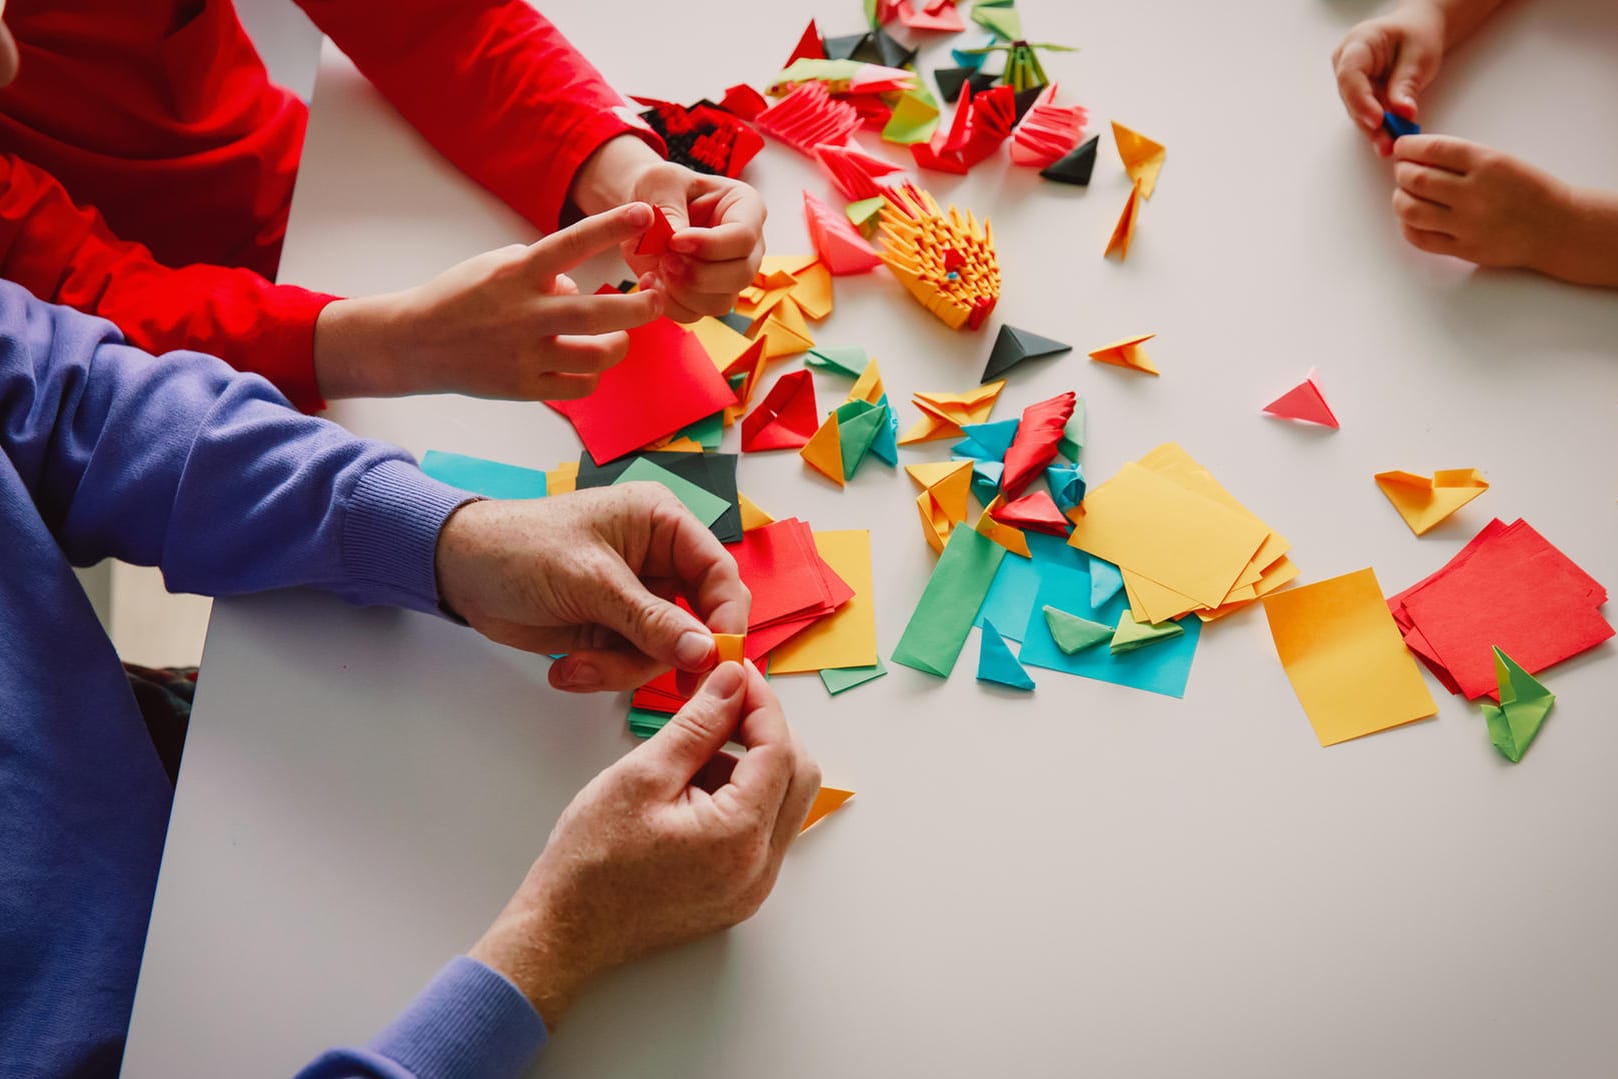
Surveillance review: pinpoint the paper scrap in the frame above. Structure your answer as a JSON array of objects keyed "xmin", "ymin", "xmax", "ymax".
[
  {"xmin": 420, "ymin": 450, "xmax": 547, "ymax": 500},
  {"xmin": 1374, "ymin": 468, "xmax": 1489, "ymax": 536},
  {"xmin": 1088, "ymin": 333, "xmax": 1157, "ymax": 375},
  {"xmin": 1480, "ymin": 647, "xmax": 1555, "ymax": 763},
  {"xmin": 1111, "ymin": 121, "xmax": 1166, "ymax": 198},
  {"xmin": 801, "ymin": 786, "xmax": 855, "ymax": 832},
  {"xmin": 893, "ymin": 525, "xmax": 1007, "ymax": 677},
  {"xmin": 821, "ymin": 658, "xmax": 888, "ymax": 695},
  {"xmin": 977, "ymin": 619, "xmax": 1036, "ymax": 690}
]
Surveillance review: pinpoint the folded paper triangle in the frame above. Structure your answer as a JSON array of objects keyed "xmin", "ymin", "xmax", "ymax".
[
  {"xmin": 1043, "ymin": 605, "xmax": 1113, "ymax": 654},
  {"xmin": 837, "ymin": 402, "xmax": 886, "ymax": 480},
  {"xmin": 805, "ymin": 344, "xmax": 869, "ymax": 379},
  {"xmin": 1088, "ymin": 333, "xmax": 1158, "ymax": 375},
  {"xmin": 804, "ymin": 190, "xmax": 882, "ymax": 275},
  {"xmin": 785, "ymin": 19, "xmax": 825, "ymax": 66},
  {"xmin": 1479, "ymin": 646, "xmax": 1555, "ymax": 763},
  {"xmin": 974, "ymin": 498, "xmax": 1032, "ymax": 557},
  {"xmin": 712, "ymin": 634, "xmax": 746, "ymax": 664},
  {"xmin": 977, "ymin": 619, "xmax": 1036, "ymax": 690},
  {"xmin": 1104, "ymin": 179, "xmax": 1142, "ymax": 260},
  {"xmin": 991, "ymin": 489, "xmax": 1070, "ymax": 535},
  {"xmin": 737, "ymin": 492, "xmax": 774, "ymax": 531},
  {"xmin": 741, "ymin": 370, "xmax": 820, "ymax": 451},
  {"xmin": 634, "ymin": 205, "xmax": 676, "ymax": 256},
  {"xmin": 982, "ymin": 324, "xmax": 1072, "ymax": 382},
  {"xmin": 1089, "ymin": 556, "xmax": 1124, "ymax": 607},
  {"xmin": 1111, "ymin": 121, "xmax": 1166, "ymax": 198},
  {"xmin": 801, "ymin": 786, "xmax": 854, "ymax": 832},
  {"xmin": 1374, "ymin": 468, "xmax": 1489, "ymax": 536},
  {"xmin": 900, "ymin": 0, "xmax": 966, "ymax": 33},
  {"xmin": 1263, "ymin": 369, "xmax": 1339, "ymax": 428},
  {"xmin": 1039, "ymin": 133, "xmax": 1098, "ymax": 185},
  {"xmin": 1110, "ymin": 610, "xmax": 1185, "ymax": 654},
  {"xmin": 800, "ymin": 413, "xmax": 845, "ymax": 486}
]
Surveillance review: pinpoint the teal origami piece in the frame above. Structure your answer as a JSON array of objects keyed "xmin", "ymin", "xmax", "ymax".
[
  {"xmin": 1045, "ymin": 461, "xmax": 1085, "ymax": 513},
  {"xmin": 955, "ymin": 418, "xmax": 1020, "ymax": 461},
  {"xmin": 1479, "ymin": 646, "xmax": 1555, "ymax": 763},
  {"xmin": 977, "ymin": 619, "xmax": 1036, "ymax": 690},
  {"xmin": 1019, "ymin": 564, "xmax": 1202, "ymax": 698},
  {"xmin": 1089, "ymin": 555, "xmax": 1124, "ymax": 607},
  {"xmin": 420, "ymin": 450, "xmax": 547, "ymax": 500},
  {"xmin": 870, "ymin": 396, "xmax": 900, "ymax": 467}
]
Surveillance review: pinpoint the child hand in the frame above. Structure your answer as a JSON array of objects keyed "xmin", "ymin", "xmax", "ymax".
[
  {"xmin": 1390, "ymin": 135, "xmax": 1573, "ymax": 271},
  {"xmin": 1332, "ymin": 3, "xmax": 1446, "ymax": 156}
]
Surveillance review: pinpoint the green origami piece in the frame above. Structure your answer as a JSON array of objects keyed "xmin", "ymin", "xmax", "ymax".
[
  {"xmin": 893, "ymin": 526, "xmax": 1007, "ymax": 677},
  {"xmin": 806, "ymin": 344, "xmax": 870, "ymax": 380},
  {"xmin": 1110, "ymin": 612, "xmax": 1185, "ymax": 654},
  {"xmin": 821, "ymin": 658, "xmax": 888, "ymax": 695},
  {"xmin": 613, "ymin": 456, "xmax": 731, "ymax": 528},
  {"xmin": 1059, "ymin": 398, "xmax": 1087, "ymax": 461},
  {"xmin": 846, "ymin": 197, "xmax": 885, "ymax": 237},
  {"xmin": 1042, "ymin": 605, "xmax": 1112, "ymax": 654},
  {"xmin": 835, "ymin": 399, "xmax": 886, "ymax": 480},
  {"xmin": 971, "ymin": 5, "xmax": 1023, "ymax": 41},
  {"xmin": 675, "ymin": 411, "xmax": 725, "ymax": 451},
  {"xmin": 1479, "ymin": 646, "xmax": 1555, "ymax": 763},
  {"xmin": 881, "ymin": 87, "xmax": 940, "ymax": 144}
]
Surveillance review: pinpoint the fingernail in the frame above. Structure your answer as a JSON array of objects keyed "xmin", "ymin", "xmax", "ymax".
[
  {"xmin": 675, "ymin": 630, "xmax": 715, "ymax": 670},
  {"xmin": 705, "ymin": 661, "xmax": 743, "ymax": 698},
  {"xmin": 670, "ymin": 235, "xmax": 698, "ymax": 254},
  {"xmin": 556, "ymin": 660, "xmax": 600, "ymax": 689},
  {"xmin": 626, "ymin": 202, "xmax": 652, "ymax": 226}
]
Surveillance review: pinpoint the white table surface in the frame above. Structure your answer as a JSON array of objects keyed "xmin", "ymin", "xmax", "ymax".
[{"xmin": 123, "ymin": 2, "xmax": 1618, "ymax": 1075}]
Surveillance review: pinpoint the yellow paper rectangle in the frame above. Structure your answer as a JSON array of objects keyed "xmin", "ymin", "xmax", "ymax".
[
  {"xmin": 769, "ymin": 530, "xmax": 878, "ymax": 674},
  {"xmin": 1068, "ymin": 462, "xmax": 1269, "ymax": 609},
  {"xmin": 1262, "ymin": 567, "xmax": 1437, "ymax": 746}
]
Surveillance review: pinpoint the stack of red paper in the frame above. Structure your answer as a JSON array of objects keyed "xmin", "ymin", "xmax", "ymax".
[
  {"xmin": 1389, "ymin": 518, "xmax": 1612, "ymax": 699},
  {"xmin": 632, "ymin": 517, "xmax": 854, "ymax": 714}
]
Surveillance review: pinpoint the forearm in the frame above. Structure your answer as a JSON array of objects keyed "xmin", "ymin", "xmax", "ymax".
[
  {"xmin": 1541, "ymin": 186, "xmax": 1618, "ymax": 289},
  {"xmin": 296, "ymin": 957, "xmax": 546, "ymax": 1079}
]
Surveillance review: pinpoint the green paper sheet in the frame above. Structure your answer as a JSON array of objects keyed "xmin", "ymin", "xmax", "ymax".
[
  {"xmin": 613, "ymin": 457, "xmax": 730, "ymax": 527},
  {"xmin": 892, "ymin": 526, "xmax": 1007, "ymax": 677},
  {"xmin": 420, "ymin": 450, "xmax": 547, "ymax": 500},
  {"xmin": 676, "ymin": 411, "xmax": 725, "ymax": 450},
  {"xmin": 821, "ymin": 659, "xmax": 888, "ymax": 695},
  {"xmin": 628, "ymin": 706, "xmax": 672, "ymax": 740},
  {"xmin": 807, "ymin": 344, "xmax": 870, "ymax": 379},
  {"xmin": 1480, "ymin": 646, "xmax": 1555, "ymax": 763}
]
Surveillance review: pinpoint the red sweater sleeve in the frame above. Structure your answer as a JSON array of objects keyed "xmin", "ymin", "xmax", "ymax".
[
  {"xmin": 0, "ymin": 154, "xmax": 335, "ymax": 413},
  {"xmin": 295, "ymin": 1, "xmax": 666, "ymax": 234}
]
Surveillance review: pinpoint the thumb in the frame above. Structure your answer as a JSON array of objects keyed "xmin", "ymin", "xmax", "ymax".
[
  {"xmin": 636, "ymin": 661, "xmax": 747, "ymax": 786},
  {"xmin": 638, "ymin": 165, "xmax": 692, "ymax": 234},
  {"xmin": 584, "ymin": 555, "xmax": 717, "ymax": 673},
  {"xmin": 1388, "ymin": 40, "xmax": 1439, "ymax": 116}
]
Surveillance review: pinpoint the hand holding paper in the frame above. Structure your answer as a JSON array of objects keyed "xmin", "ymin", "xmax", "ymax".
[
  {"xmin": 434, "ymin": 485, "xmax": 750, "ymax": 693},
  {"xmin": 571, "ymin": 134, "xmax": 767, "ymax": 322},
  {"xmin": 313, "ymin": 202, "xmax": 665, "ymax": 402}
]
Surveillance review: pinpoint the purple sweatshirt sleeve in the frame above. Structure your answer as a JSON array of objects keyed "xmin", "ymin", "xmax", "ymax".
[
  {"xmin": 297, "ymin": 958, "xmax": 547, "ymax": 1079},
  {"xmin": 0, "ymin": 279, "xmax": 471, "ymax": 612}
]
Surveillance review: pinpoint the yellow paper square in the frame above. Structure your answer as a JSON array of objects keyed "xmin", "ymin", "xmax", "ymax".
[
  {"xmin": 1262, "ymin": 568, "xmax": 1437, "ymax": 746},
  {"xmin": 769, "ymin": 530, "xmax": 878, "ymax": 674}
]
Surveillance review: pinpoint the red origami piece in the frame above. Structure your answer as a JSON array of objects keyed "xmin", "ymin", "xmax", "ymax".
[
  {"xmin": 784, "ymin": 19, "xmax": 825, "ymax": 67},
  {"xmin": 633, "ymin": 96, "xmax": 763, "ymax": 179},
  {"xmin": 1262, "ymin": 368, "xmax": 1339, "ymax": 428},
  {"xmin": 719, "ymin": 84, "xmax": 767, "ymax": 121},
  {"xmin": 804, "ymin": 190, "xmax": 882, "ymax": 274},
  {"xmin": 633, "ymin": 205, "xmax": 675, "ymax": 256},
  {"xmin": 756, "ymin": 82, "xmax": 863, "ymax": 156},
  {"xmin": 899, "ymin": 0, "xmax": 966, "ymax": 33},
  {"xmin": 991, "ymin": 489, "xmax": 1070, "ymax": 536},
  {"xmin": 741, "ymin": 369, "xmax": 821, "ymax": 451},
  {"xmin": 912, "ymin": 83, "xmax": 1018, "ymax": 173},
  {"xmin": 814, "ymin": 143, "xmax": 907, "ymax": 200},
  {"xmin": 1009, "ymin": 83, "xmax": 1088, "ymax": 168},
  {"xmin": 1000, "ymin": 391, "xmax": 1076, "ymax": 500}
]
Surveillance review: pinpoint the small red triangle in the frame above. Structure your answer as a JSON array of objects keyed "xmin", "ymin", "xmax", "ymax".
[
  {"xmin": 1262, "ymin": 373, "xmax": 1339, "ymax": 429},
  {"xmin": 785, "ymin": 19, "xmax": 825, "ymax": 66},
  {"xmin": 991, "ymin": 490, "xmax": 1071, "ymax": 536},
  {"xmin": 741, "ymin": 370, "xmax": 820, "ymax": 451},
  {"xmin": 633, "ymin": 205, "xmax": 675, "ymax": 256}
]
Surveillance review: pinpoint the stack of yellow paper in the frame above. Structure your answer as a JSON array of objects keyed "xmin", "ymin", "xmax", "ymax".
[{"xmin": 1066, "ymin": 443, "xmax": 1297, "ymax": 624}]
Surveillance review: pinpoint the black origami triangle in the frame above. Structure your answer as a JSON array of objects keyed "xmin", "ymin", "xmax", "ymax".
[
  {"xmin": 981, "ymin": 324, "xmax": 1073, "ymax": 382},
  {"xmin": 1039, "ymin": 134, "xmax": 1098, "ymax": 186}
]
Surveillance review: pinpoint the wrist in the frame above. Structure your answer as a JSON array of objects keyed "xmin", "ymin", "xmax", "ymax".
[
  {"xmin": 312, "ymin": 292, "xmax": 409, "ymax": 399},
  {"xmin": 569, "ymin": 134, "xmax": 664, "ymax": 219},
  {"xmin": 1535, "ymin": 185, "xmax": 1618, "ymax": 289},
  {"xmin": 469, "ymin": 906, "xmax": 590, "ymax": 1030}
]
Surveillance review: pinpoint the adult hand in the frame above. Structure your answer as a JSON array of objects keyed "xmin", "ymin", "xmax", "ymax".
[
  {"xmin": 313, "ymin": 202, "xmax": 664, "ymax": 401},
  {"xmin": 468, "ymin": 660, "xmax": 821, "ymax": 1027},
  {"xmin": 1390, "ymin": 135, "xmax": 1575, "ymax": 271},
  {"xmin": 434, "ymin": 485, "xmax": 750, "ymax": 692},
  {"xmin": 1331, "ymin": 2, "xmax": 1446, "ymax": 156},
  {"xmin": 571, "ymin": 135, "xmax": 767, "ymax": 323}
]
